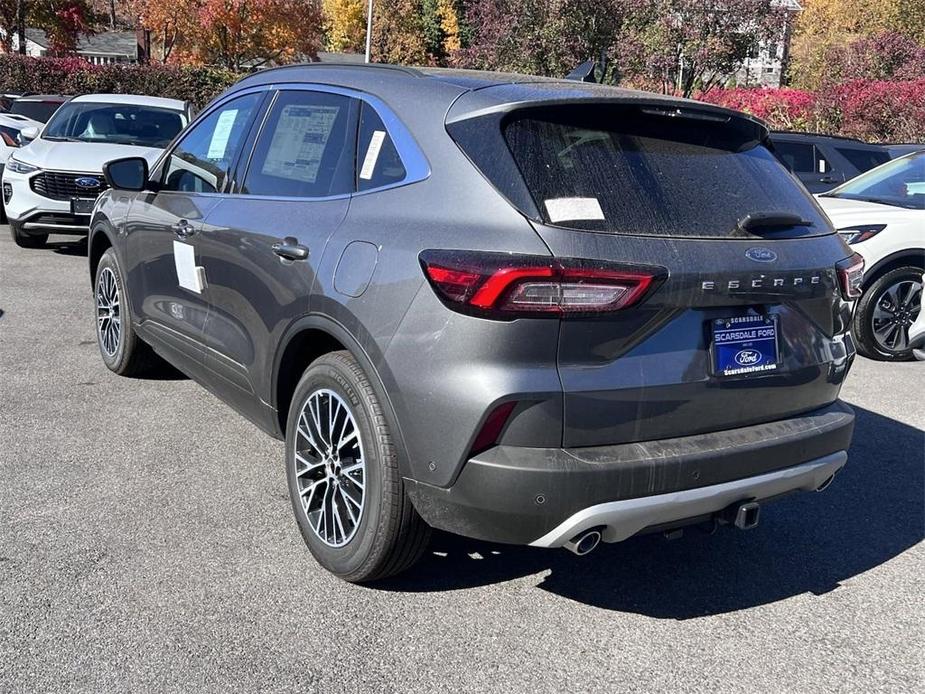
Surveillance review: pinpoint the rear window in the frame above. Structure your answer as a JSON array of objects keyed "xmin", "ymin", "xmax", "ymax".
[
  {"xmin": 835, "ymin": 146, "xmax": 890, "ymax": 173},
  {"xmin": 502, "ymin": 107, "xmax": 827, "ymax": 237},
  {"xmin": 10, "ymin": 100, "xmax": 63, "ymax": 123}
]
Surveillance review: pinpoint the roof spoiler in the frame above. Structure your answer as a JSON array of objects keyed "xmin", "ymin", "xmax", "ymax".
[{"xmin": 564, "ymin": 61, "xmax": 601, "ymax": 84}]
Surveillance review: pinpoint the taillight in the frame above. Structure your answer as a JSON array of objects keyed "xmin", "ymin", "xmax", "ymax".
[
  {"xmin": 420, "ymin": 250, "xmax": 664, "ymax": 318},
  {"xmin": 836, "ymin": 253, "xmax": 865, "ymax": 300}
]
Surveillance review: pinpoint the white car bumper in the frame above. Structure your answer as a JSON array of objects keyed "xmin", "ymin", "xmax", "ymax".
[{"xmin": 2, "ymin": 167, "xmax": 103, "ymax": 234}]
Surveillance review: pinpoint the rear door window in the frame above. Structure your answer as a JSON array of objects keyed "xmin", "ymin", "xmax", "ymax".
[
  {"xmin": 356, "ymin": 102, "xmax": 406, "ymax": 191},
  {"xmin": 503, "ymin": 107, "xmax": 827, "ymax": 237},
  {"xmin": 835, "ymin": 147, "xmax": 890, "ymax": 173},
  {"xmin": 241, "ymin": 90, "xmax": 356, "ymax": 198}
]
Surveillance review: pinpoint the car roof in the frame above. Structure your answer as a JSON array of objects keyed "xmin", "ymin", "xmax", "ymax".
[
  {"xmin": 771, "ymin": 131, "xmax": 883, "ymax": 148},
  {"xmin": 15, "ymin": 94, "xmax": 69, "ymax": 102},
  {"xmin": 69, "ymin": 93, "xmax": 187, "ymax": 111},
  {"xmin": 232, "ymin": 63, "xmax": 759, "ymax": 130}
]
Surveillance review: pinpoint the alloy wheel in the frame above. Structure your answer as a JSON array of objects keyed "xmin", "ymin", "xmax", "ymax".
[
  {"xmin": 293, "ymin": 388, "xmax": 366, "ymax": 548},
  {"xmin": 871, "ymin": 278, "xmax": 922, "ymax": 353},
  {"xmin": 96, "ymin": 267, "xmax": 122, "ymax": 357}
]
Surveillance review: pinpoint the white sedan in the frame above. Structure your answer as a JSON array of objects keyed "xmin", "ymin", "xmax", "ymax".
[
  {"xmin": 817, "ymin": 151, "xmax": 924, "ymax": 361},
  {"xmin": 3, "ymin": 93, "xmax": 190, "ymax": 248}
]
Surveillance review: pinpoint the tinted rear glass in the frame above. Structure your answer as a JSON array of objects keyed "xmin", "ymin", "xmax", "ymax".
[
  {"xmin": 502, "ymin": 107, "xmax": 827, "ymax": 237},
  {"xmin": 11, "ymin": 100, "xmax": 63, "ymax": 123},
  {"xmin": 835, "ymin": 146, "xmax": 890, "ymax": 173},
  {"xmin": 773, "ymin": 141, "xmax": 815, "ymax": 172}
]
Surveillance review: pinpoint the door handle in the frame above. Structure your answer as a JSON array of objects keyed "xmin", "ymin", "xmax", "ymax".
[
  {"xmin": 819, "ymin": 176, "xmax": 835, "ymax": 184},
  {"xmin": 172, "ymin": 219, "xmax": 196, "ymax": 238},
  {"xmin": 272, "ymin": 237, "xmax": 310, "ymax": 261}
]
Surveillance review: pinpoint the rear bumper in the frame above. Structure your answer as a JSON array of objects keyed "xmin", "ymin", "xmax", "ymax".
[{"xmin": 405, "ymin": 400, "xmax": 854, "ymax": 545}]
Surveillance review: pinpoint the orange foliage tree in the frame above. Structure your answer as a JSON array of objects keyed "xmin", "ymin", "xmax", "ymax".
[{"xmin": 136, "ymin": 0, "xmax": 323, "ymax": 69}]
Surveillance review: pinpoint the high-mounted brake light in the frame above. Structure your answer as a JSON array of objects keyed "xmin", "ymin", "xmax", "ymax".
[
  {"xmin": 836, "ymin": 253, "xmax": 865, "ymax": 300},
  {"xmin": 420, "ymin": 250, "xmax": 664, "ymax": 317}
]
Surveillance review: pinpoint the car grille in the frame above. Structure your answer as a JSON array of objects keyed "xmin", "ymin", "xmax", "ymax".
[{"xmin": 30, "ymin": 171, "xmax": 109, "ymax": 201}]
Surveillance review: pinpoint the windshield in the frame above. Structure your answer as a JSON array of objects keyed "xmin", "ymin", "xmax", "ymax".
[
  {"xmin": 43, "ymin": 102, "xmax": 186, "ymax": 148},
  {"xmin": 824, "ymin": 152, "xmax": 925, "ymax": 209}
]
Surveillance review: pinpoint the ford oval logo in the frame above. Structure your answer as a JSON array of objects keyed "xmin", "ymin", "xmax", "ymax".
[
  {"xmin": 745, "ymin": 247, "xmax": 777, "ymax": 263},
  {"xmin": 735, "ymin": 349, "xmax": 763, "ymax": 366},
  {"xmin": 75, "ymin": 176, "xmax": 101, "ymax": 189}
]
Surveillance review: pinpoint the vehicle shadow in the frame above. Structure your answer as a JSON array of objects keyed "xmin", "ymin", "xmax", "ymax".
[
  {"xmin": 377, "ymin": 405, "xmax": 924, "ymax": 618},
  {"xmin": 50, "ymin": 237, "xmax": 88, "ymax": 257}
]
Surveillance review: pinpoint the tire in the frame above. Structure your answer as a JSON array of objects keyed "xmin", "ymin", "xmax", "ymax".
[
  {"xmin": 286, "ymin": 351, "xmax": 430, "ymax": 582},
  {"xmin": 852, "ymin": 266, "xmax": 923, "ymax": 361},
  {"xmin": 94, "ymin": 248, "xmax": 159, "ymax": 376},
  {"xmin": 9, "ymin": 220, "xmax": 47, "ymax": 249}
]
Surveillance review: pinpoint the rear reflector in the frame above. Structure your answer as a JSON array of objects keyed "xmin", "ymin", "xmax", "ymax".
[
  {"xmin": 469, "ymin": 401, "xmax": 517, "ymax": 456},
  {"xmin": 836, "ymin": 253, "xmax": 865, "ymax": 300},
  {"xmin": 420, "ymin": 250, "xmax": 664, "ymax": 317}
]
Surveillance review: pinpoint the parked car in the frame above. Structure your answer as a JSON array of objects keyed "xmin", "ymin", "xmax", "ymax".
[
  {"xmin": 0, "ymin": 93, "xmax": 25, "ymax": 112},
  {"xmin": 817, "ymin": 152, "xmax": 924, "ymax": 360},
  {"xmin": 89, "ymin": 65, "xmax": 860, "ymax": 582},
  {"xmin": 0, "ymin": 112, "xmax": 44, "ymax": 222},
  {"xmin": 884, "ymin": 143, "xmax": 925, "ymax": 159},
  {"xmin": 8, "ymin": 94, "xmax": 69, "ymax": 124},
  {"xmin": 4, "ymin": 93, "xmax": 191, "ymax": 248},
  {"xmin": 770, "ymin": 131, "xmax": 891, "ymax": 193}
]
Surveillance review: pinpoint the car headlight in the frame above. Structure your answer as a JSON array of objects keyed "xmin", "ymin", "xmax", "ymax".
[
  {"xmin": 838, "ymin": 225, "xmax": 886, "ymax": 244},
  {"xmin": 6, "ymin": 157, "xmax": 40, "ymax": 175}
]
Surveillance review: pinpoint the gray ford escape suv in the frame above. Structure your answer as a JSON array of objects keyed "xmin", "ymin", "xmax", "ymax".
[{"xmin": 88, "ymin": 65, "xmax": 862, "ymax": 582}]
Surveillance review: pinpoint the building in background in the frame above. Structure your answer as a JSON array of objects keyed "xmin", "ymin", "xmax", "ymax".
[
  {"xmin": 734, "ymin": 0, "xmax": 802, "ymax": 87},
  {"xmin": 4, "ymin": 28, "xmax": 139, "ymax": 64}
]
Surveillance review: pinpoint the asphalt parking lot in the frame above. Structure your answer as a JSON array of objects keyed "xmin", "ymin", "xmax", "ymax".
[{"xmin": 1, "ymin": 231, "xmax": 923, "ymax": 693}]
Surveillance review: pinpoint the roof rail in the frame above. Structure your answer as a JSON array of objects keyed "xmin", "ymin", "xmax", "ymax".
[{"xmin": 252, "ymin": 62, "xmax": 426, "ymax": 79}]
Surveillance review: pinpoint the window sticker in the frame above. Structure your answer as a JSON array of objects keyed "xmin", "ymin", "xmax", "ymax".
[
  {"xmin": 544, "ymin": 197, "xmax": 605, "ymax": 223},
  {"xmin": 359, "ymin": 130, "xmax": 386, "ymax": 180},
  {"xmin": 261, "ymin": 104, "xmax": 340, "ymax": 184},
  {"xmin": 207, "ymin": 109, "xmax": 238, "ymax": 160}
]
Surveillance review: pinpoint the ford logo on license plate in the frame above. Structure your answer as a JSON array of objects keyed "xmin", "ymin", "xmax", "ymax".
[{"xmin": 734, "ymin": 348, "xmax": 762, "ymax": 366}]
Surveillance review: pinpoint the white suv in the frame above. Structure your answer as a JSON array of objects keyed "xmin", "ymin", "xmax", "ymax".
[
  {"xmin": 0, "ymin": 112, "xmax": 43, "ymax": 222},
  {"xmin": 818, "ymin": 152, "xmax": 924, "ymax": 361},
  {"xmin": 4, "ymin": 94, "xmax": 190, "ymax": 248}
]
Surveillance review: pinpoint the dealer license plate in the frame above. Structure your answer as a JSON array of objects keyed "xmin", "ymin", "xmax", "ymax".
[{"xmin": 712, "ymin": 314, "xmax": 779, "ymax": 377}]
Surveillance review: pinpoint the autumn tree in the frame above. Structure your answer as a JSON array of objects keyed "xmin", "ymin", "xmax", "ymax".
[
  {"xmin": 132, "ymin": 0, "xmax": 195, "ymax": 62},
  {"xmin": 322, "ymin": 0, "xmax": 365, "ymax": 53},
  {"xmin": 135, "ymin": 0, "xmax": 323, "ymax": 69},
  {"xmin": 369, "ymin": 0, "xmax": 427, "ymax": 63},
  {"xmin": 455, "ymin": 0, "xmax": 628, "ymax": 77},
  {"xmin": 619, "ymin": 0, "xmax": 790, "ymax": 97},
  {"xmin": 790, "ymin": 0, "xmax": 925, "ymax": 88},
  {"xmin": 0, "ymin": 0, "xmax": 92, "ymax": 55}
]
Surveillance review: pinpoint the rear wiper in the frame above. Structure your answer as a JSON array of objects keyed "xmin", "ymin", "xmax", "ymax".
[{"xmin": 736, "ymin": 212, "xmax": 813, "ymax": 234}]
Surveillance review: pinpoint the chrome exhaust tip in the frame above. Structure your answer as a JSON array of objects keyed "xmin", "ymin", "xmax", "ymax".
[
  {"xmin": 816, "ymin": 473, "xmax": 836, "ymax": 492},
  {"xmin": 564, "ymin": 529, "xmax": 602, "ymax": 556}
]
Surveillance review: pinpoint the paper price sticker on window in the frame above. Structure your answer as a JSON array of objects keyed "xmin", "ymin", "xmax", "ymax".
[
  {"xmin": 544, "ymin": 197, "xmax": 605, "ymax": 223},
  {"xmin": 359, "ymin": 130, "xmax": 386, "ymax": 180},
  {"xmin": 207, "ymin": 109, "xmax": 238, "ymax": 160}
]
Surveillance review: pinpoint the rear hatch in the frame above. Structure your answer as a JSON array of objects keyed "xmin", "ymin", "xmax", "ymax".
[{"xmin": 448, "ymin": 93, "xmax": 856, "ymax": 447}]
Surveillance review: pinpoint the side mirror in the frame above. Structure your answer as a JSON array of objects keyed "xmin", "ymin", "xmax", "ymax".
[
  {"xmin": 19, "ymin": 125, "xmax": 38, "ymax": 143},
  {"xmin": 103, "ymin": 157, "xmax": 150, "ymax": 192}
]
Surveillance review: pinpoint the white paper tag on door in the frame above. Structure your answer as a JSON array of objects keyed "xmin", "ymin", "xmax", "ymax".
[
  {"xmin": 359, "ymin": 130, "xmax": 386, "ymax": 180},
  {"xmin": 174, "ymin": 240, "xmax": 204, "ymax": 293}
]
